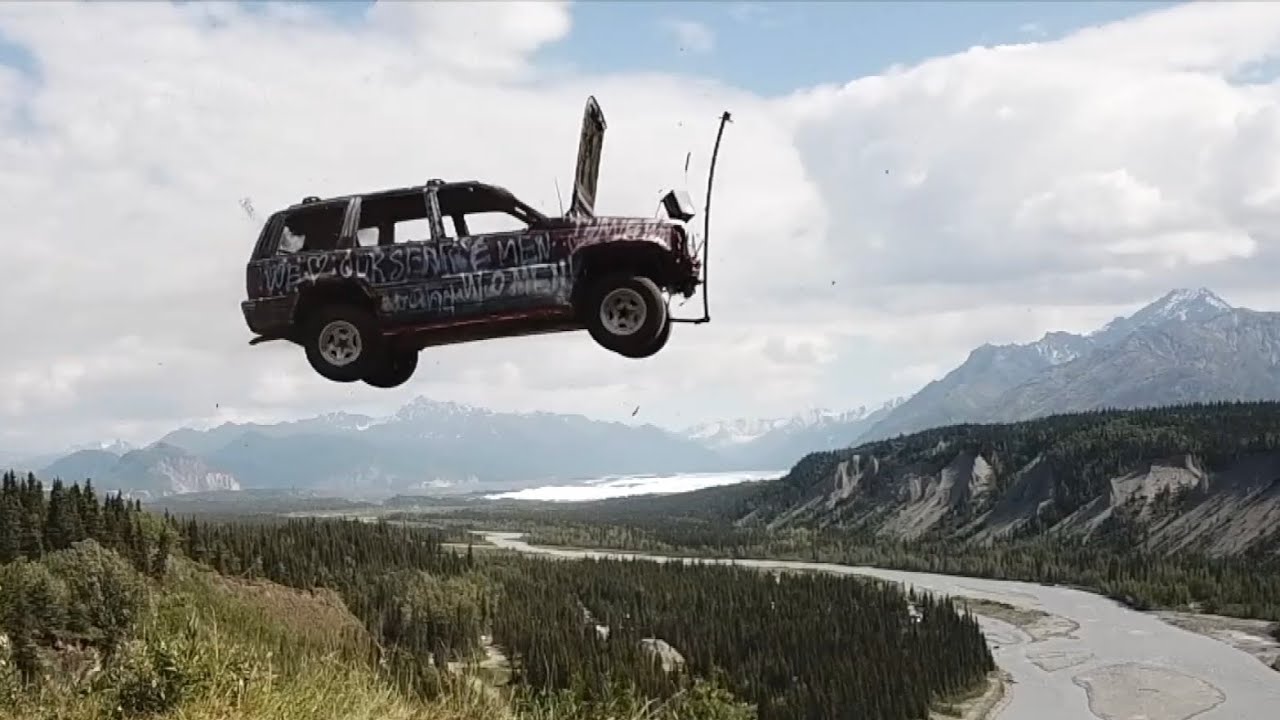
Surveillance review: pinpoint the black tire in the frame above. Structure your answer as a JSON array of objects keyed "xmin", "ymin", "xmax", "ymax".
[
  {"xmin": 302, "ymin": 304, "xmax": 383, "ymax": 383},
  {"xmin": 615, "ymin": 315, "xmax": 672, "ymax": 359},
  {"xmin": 581, "ymin": 274, "xmax": 669, "ymax": 357},
  {"xmin": 363, "ymin": 350, "xmax": 419, "ymax": 389}
]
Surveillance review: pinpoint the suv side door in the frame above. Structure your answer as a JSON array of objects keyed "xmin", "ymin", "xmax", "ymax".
[
  {"xmin": 350, "ymin": 187, "xmax": 458, "ymax": 325},
  {"xmin": 430, "ymin": 187, "xmax": 568, "ymax": 317},
  {"xmin": 455, "ymin": 219, "xmax": 565, "ymax": 314}
]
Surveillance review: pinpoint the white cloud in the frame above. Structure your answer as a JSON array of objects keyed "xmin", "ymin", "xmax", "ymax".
[
  {"xmin": 3, "ymin": 1, "xmax": 1280, "ymax": 454},
  {"xmin": 365, "ymin": 0, "xmax": 572, "ymax": 78},
  {"xmin": 661, "ymin": 18, "xmax": 715, "ymax": 54}
]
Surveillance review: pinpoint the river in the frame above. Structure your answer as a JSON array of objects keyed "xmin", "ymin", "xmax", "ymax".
[{"xmin": 482, "ymin": 531, "xmax": 1280, "ymax": 720}]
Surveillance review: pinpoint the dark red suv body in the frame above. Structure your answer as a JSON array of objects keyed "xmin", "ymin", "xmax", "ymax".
[{"xmin": 241, "ymin": 97, "xmax": 711, "ymax": 389}]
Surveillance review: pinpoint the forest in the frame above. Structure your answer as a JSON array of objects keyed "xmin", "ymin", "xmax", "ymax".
[
  {"xmin": 492, "ymin": 557, "xmax": 991, "ymax": 720},
  {"xmin": 0, "ymin": 471, "xmax": 994, "ymax": 720}
]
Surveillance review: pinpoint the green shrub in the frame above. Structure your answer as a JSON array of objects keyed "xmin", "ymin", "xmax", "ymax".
[
  {"xmin": 43, "ymin": 540, "xmax": 147, "ymax": 655},
  {"xmin": 0, "ymin": 559, "xmax": 70, "ymax": 682}
]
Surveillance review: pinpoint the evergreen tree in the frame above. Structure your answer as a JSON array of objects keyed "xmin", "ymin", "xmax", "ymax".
[
  {"xmin": 44, "ymin": 479, "xmax": 81, "ymax": 551},
  {"xmin": 0, "ymin": 478, "xmax": 21, "ymax": 564}
]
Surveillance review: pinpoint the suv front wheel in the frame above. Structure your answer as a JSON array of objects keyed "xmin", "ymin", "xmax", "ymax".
[
  {"xmin": 302, "ymin": 304, "xmax": 382, "ymax": 382},
  {"xmin": 582, "ymin": 274, "xmax": 670, "ymax": 358},
  {"xmin": 615, "ymin": 317, "xmax": 672, "ymax": 359}
]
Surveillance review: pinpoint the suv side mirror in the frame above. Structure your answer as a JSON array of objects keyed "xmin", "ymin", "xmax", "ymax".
[{"xmin": 661, "ymin": 190, "xmax": 696, "ymax": 222}]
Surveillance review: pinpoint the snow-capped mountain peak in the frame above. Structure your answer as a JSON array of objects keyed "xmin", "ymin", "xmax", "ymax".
[
  {"xmin": 1030, "ymin": 331, "xmax": 1090, "ymax": 366},
  {"xmin": 1145, "ymin": 287, "xmax": 1231, "ymax": 319},
  {"xmin": 1093, "ymin": 287, "xmax": 1233, "ymax": 342},
  {"xmin": 684, "ymin": 402, "xmax": 901, "ymax": 450},
  {"xmin": 686, "ymin": 410, "xmax": 852, "ymax": 446},
  {"xmin": 791, "ymin": 407, "xmax": 870, "ymax": 428},
  {"xmin": 67, "ymin": 439, "xmax": 135, "ymax": 456},
  {"xmin": 685, "ymin": 417, "xmax": 788, "ymax": 447},
  {"xmin": 393, "ymin": 396, "xmax": 490, "ymax": 423},
  {"xmin": 306, "ymin": 411, "xmax": 383, "ymax": 432}
]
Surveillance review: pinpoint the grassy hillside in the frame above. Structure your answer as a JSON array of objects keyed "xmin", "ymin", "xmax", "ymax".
[
  {"xmin": 0, "ymin": 547, "xmax": 770, "ymax": 720},
  {"xmin": 0, "ymin": 549, "xmax": 508, "ymax": 720},
  {"xmin": 1, "ymin": 474, "xmax": 997, "ymax": 720}
]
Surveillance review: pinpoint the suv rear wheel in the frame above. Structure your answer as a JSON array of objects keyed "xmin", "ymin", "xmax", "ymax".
[
  {"xmin": 581, "ymin": 274, "xmax": 670, "ymax": 358},
  {"xmin": 363, "ymin": 350, "xmax": 419, "ymax": 389},
  {"xmin": 302, "ymin": 304, "xmax": 382, "ymax": 382}
]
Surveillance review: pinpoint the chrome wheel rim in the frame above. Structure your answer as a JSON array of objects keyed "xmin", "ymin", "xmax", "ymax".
[
  {"xmin": 599, "ymin": 288, "xmax": 648, "ymax": 336},
  {"xmin": 318, "ymin": 320, "xmax": 362, "ymax": 367}
]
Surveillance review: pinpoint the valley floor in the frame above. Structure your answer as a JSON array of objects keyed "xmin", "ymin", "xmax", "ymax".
[
  {"xmin": 1153, "ymin": 611, "xmax": 1280, "ymax": 668},
  {"xmin": 483, "ymin": 532, "xmax": 1280, "ymax": 720}
]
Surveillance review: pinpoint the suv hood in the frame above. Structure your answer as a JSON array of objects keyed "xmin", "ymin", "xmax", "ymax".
[
  {"xmin": 568, "ymin": 96, "xmax": 606, "ymax": 220},
  {"xmin": 540, "ymin": 216, "xmax": 683, "ymax": 235}
]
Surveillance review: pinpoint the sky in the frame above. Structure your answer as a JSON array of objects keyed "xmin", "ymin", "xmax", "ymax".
[{"xmin": 3, "ymin": 0, "xmax": 1280, "ymax": 456}]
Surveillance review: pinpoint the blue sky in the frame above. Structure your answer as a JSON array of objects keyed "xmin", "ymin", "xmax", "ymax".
[
  {"xmin": 542, "ymin": 1, "xmax": 1178, "ymax": 94},
  {"xmin": 336, "ymin": 0, "xmax": 1172, "ymax": 94},
  {"xmin": 0, "ymin": 1, "xmax": 1176, "ymax": 94}
]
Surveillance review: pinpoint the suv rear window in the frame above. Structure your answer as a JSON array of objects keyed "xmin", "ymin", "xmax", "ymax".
[{"xmin": 277, "ymin": 202, "xmax": 347, "ymax": 254}]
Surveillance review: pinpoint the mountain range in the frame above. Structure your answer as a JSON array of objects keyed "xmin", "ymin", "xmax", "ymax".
[
  {"xmin": 16, "ymin": 400, "xmax": 899, "ymax": 499},
  {"xmin": 37, "ymin": 400, "xmax": 739, "ymax": 499},
  {"xmin": 14, "ymin": 286, "xmax": 1280, "ymax": 498},
  {"xmin": 856, "ymin": 288, "xmax": 1274, "ymax": 440}
]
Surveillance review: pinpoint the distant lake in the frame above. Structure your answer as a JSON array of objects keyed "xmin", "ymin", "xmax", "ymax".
[{"xmin": 483, "ymin": 469, "xmax": 783, "ymax": 502}]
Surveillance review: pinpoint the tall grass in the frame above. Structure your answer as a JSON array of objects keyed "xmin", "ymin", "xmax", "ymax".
[
  {"xmin": 0, "ymin": 557, "xmax": 510, "ymax": 720},
  {"xmin": 0, "ymin": 555, "xmax": 753, "ymax": 720}
]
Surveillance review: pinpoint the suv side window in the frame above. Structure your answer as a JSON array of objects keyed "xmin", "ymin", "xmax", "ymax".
[
  {"xmin": 355, "ymin": 190, "xmax": 433, "ymax": 246},
  {"xmin": 277, "ymin": 202, "xmax": 347, "ymax": 255},
  {"xmin": 461, "ymin": 211, "xmax": 529, "ymax": 236},
  {"xmin": 435, "ymin": 184, "xmax": 535, "ymax": 239}
]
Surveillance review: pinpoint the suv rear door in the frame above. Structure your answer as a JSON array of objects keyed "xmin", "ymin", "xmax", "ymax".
[
  {"xmin": 349, "ymin": 188, "xmax": 451, "ymax": 323},
  {"xmin": 249, "ymin": 198, "xmax": 354, "ymax": 299}
]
